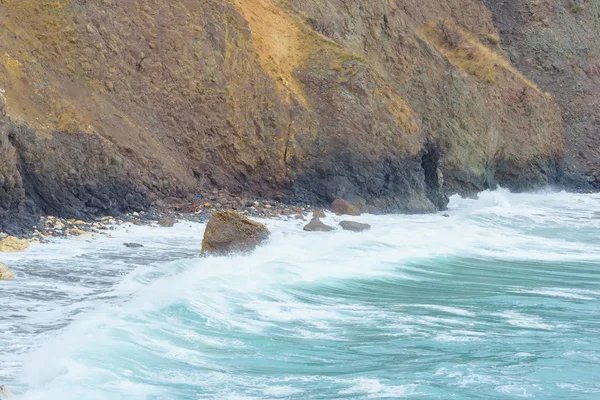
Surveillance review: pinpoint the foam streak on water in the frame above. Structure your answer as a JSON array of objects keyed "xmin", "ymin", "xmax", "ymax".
[{"xmin": 1, "ymin": 189, "xmax": 600, "ymax": 399}]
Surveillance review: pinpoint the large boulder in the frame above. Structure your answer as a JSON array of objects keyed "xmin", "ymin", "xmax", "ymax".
[
  {"xmin": 0, "ymin": 236, "xmax": 29, "ymax": 253},
  {"xmin": 0, "ymin": 263, "xmax": 15, "ymax": 280},
  {"xmin": 331, "ymin": 199, "xmax": 361, "ymax": 216},
  {"xmin": 201, "ymin": 211, "xmax": 270, "ymax": 256},
  {"xmin": 339, "ymin": 221, "xmax": 371, "ymax": 232},
  {"xmin": 303, "ymin": 217, "xmax": 335, "ymax": 232}
]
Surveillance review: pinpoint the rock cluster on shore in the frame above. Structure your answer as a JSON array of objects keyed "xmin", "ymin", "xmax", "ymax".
[
  {"xmin": 302, "ymin": 199, "xmax": 373, "ymax": 233},
  {"xmin": 303, "ymin": 217, "xmax": 335, "ymax": 232},
  {"xmin": 0, "ymin": 197, "xmax": 374, "ymax": 260},
  {"xmin": 0, "ymin": 190, "xmax": 313, "ymax": 242}
]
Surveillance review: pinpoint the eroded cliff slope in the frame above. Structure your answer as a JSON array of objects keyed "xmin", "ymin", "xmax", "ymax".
[
  {"xmin": 0, "ymin": 0, "xmax": 568, "ymax": 233},
  {"xmin": 484, "ymin": 0, "xmax": 600, "ymax": 188}
]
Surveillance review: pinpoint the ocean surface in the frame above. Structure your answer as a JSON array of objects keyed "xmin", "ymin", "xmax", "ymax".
[{"xmin": 1, "ymin": 189, "xmax": 600, "ymax": 399}]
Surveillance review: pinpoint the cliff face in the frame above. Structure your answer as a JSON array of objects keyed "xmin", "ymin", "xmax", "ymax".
[
  {"xmin": 483, "ymin": 0, "xmax": 600, "ymax": 189},
  {"xmin": 0, "ymin": 0, "xmax": 569, "ymax": 233}
]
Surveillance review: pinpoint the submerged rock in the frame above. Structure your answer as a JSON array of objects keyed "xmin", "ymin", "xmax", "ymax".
[
  {"xmin": 339, "ymin": 221, "xmax": 371, "ymax": 232},
  {"xmin": 303, "ymin": 217, "xmax": 335, "ymax": 232},
  {"xmin": 0, "ymin": 263, "xmax": 15, "ymax": 280},
  {"xmin": 331, "ymin": 199, "xmax": 361, "ymax": 216},
  {"xmin": 201, "ymin": 211, "xmax": 270, "ymax": 256},
  {"xmin": 123, "ymin": 242, "xmax": 144, "ymax": 248},
  {"xmin": 159, "ymin": 215, "xmax": 176, "ymax": 227},
  {"xmin": 0, "ymin": 236, "xmax": 29, "ymax": 253}
]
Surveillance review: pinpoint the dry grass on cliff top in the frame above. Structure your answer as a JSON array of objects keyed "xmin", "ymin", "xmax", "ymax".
[
  {"xmin": 233, "ymin": 0, "xmax": 417, "ymax": 135},
  {"xmin": 233, "ymin": 0, "xmax": 369, "ymax": 106},
  {"xmin": 232, "ymin": 0, "xmax": 316, "ymax": 105},
  {"xmin": 423, "ymin": 20, "xmax": 543, "ymax": 93}
]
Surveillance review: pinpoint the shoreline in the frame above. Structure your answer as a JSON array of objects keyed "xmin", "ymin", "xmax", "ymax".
[{"xmin": 1, "ymin": 192, "xmax": 314, "ymax": 244}]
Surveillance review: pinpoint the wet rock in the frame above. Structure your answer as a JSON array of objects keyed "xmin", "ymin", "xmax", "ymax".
[
  {"xmin": 303, "ymin": 217, "xmax": 335, "ymax": 232},
  {"xmin": 331, "ymin": 199, "xmax": 361, "ymax": 216},
  {"xmin": 159, "ymin": 215, "xmax": 176, "ymax": 227},
  {"xmin": 339, "ymin": 221, "xmax": 371, "ymax": 232},
  {"xmin": 313, "ymin": 209, "xmax": 326, "ymax": 218},
  {"xmin": 123, "ymin": 242, "xmax": 144, "ymax": 248},
  {"xmin": 0, "ymin": 263, "xmax": 15, "ymax": 280},
  {"xmin": 53, "ymin": 221, "xmax": 65, "ymax": 230},
  {"xmin": 68, "ymin": 228, "xmax": 88, "ymax": 236},
  {"xmin": 201, "ymin": 211, "xmax": 270, "ymax": 256},
  {"xmin": 0, "ymin": 236, "xmax": 29, "ymax": 253}
]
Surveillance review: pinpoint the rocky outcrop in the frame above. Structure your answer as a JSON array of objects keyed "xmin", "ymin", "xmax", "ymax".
[
  {"xmin": 0, "ymin": 0, "xmax": 577, "ymax": 233},
  {"xmin": 0, "ymin": 263, "xmax": 15, "ymax": 280},
  {"xmin": 331, "ymin": 199, "xmax": 361, "ymax": 216},
  {"xmin": 482, "ymin": 0, "xmax": 600, "ymax": 190},
  {"xmin": 0, "ymin": 236, "xmax": 29, "ymax": 252},
  {"xmin": 0, "ymin": 116, "xmax": 148, "ymax": 235},
  {"xmin": 339, "ymin": 221, "xmax": 371, "ymax": 232},
  {"xmin": 303, "ymin": 217, "xmax": 335, "ymax": 232},
  {"xmin": 201, "ymin": 211, "xmax": 270, "ymax": 256}
]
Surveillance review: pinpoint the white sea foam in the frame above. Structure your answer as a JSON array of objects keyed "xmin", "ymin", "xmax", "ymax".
[
  {"xmin": 498, "ymin": 311, "xmax": 553, "ymax": 330},
  {"xmin": 496, "ymin": 384, "xmax": 535, "ymax": 397},
  {"xmin": 513, "ymin": 288, "xmax": 595, "ymax": 300},
  {"xmin": 2, "ymin": 189, "xmax": 600, "ymax": 399},
  {"xmin": 337, "ymin": 378, "xmax": 420, "ymax": 398},
  {"xmin": 411, "ymin": 304, "xmax": 475, "ymax": 317}
]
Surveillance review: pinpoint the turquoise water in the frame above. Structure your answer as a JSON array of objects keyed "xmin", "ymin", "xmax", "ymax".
[{"xmin": 1, "ymin": 189, "xmax": 600, "ymax": 399}]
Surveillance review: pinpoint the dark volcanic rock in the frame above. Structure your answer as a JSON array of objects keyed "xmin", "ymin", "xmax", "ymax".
[
  {"xmin": 331, "ymin": 200, "xmax": 361, "ymax": 216},
  {"xmin": 339, "ymin": 221, "xmax": 371, "ymax": 232},
  {"xmin": 303, "ymin": 217, "xmax": 335, "ymax": 232},
  {"xmin": 201, "ymin": 211, "xmax": 270, "ymax": 256},
  {"xmin": 0, "ymin": 117, "xmax": 148, "ymax": 235}
]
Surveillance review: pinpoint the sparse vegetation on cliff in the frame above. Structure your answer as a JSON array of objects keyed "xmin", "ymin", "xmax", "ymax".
[
  {"xmin": 422, "ymin": 19, "xmax": 542, "ymax": 92},
  {"xmin": 0, "ymin": 0, "xmax": 580, "ymax": 235}
]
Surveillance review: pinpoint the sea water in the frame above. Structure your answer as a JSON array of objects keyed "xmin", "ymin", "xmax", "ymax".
[{"xmin": 1, "ymin": 189, "xmax": 600, "ymax": 399}]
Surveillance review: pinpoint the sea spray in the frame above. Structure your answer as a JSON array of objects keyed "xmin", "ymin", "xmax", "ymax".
[{"xmin": 1, "ymin": 189, "xmax": 600, "ymax": 399}]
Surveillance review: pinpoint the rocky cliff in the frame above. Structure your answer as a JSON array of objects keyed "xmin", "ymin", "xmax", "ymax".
[
  {"xmin": 484, "ymin": 0, "xmax": 600, "ymax": 189},
  {"xmin": 0, "ymin": 0, "xmax": 582, "ymax": 234}
]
